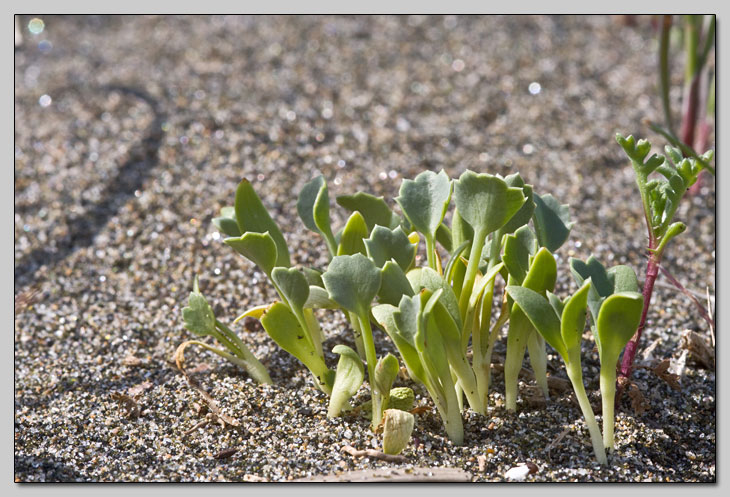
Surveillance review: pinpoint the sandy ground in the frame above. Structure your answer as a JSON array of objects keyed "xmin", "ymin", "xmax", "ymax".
[{"xmin": 14, "ymin": 15, "xmax": 715, "ymax": 482}]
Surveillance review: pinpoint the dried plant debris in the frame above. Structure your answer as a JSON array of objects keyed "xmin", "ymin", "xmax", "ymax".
[
  {"xmin": 110, "ymin": 392, "xmax": 140, "ymax": 419},
  {"xmin": 295, "ymin": 467, "xmax": 472, "ymax": 482},
  {"xmin": 652, "ymin": 359, "xmax": 682, "ymax": 391},
  {"xmin": 680, "ymin": 329, "xmax": 714, "ymax": 370},
  {"xmin": 340, "ymin": 445, "xmax": 407, "ymax": 464}
]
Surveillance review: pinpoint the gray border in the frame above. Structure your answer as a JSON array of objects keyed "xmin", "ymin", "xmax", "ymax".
[{"xmin": 6, "ymin": 3, "xmax": 724, "ymax": 495}]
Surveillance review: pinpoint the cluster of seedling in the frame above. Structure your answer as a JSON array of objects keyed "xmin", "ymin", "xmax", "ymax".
[{"xmin": 180, "ymin": 134, "xmax": 712, "ymax": 463}]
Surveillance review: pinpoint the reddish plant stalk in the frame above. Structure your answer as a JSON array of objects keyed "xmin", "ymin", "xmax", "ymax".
[
  {"xmin": 679, "ymin": 75, "xmax": 700, "ymax": 153},
  {"xmin": 619, "ymin": 242, "xmax": 660, "ymax": 378}
]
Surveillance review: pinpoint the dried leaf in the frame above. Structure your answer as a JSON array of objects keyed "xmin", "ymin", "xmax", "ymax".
[
  {"xmin": 127, "ymin": 381, "xmax": 152, "ymax": 397},
  {"xmin": 652, "ymin": 359, "xmax": 681, "ymax": 391},
  {"xmin": 213, "ymin": 447, "xmax": 239, "ymax": 459},
  {"xmin": 680, "ymin": 329, "xmax": 715, "ymax": 370},
  {"xmin": 110, "ymin": 392, "xmax": 140, "ymax": 419}
]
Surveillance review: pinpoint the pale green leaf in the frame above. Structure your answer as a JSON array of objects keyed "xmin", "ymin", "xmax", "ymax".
[
  {"xmin": 328, "ymin": 344, "xmax": 365, "ymax": 417},
  {"xmin": 234, "ymin": 179, "xmax": 290, "ymax": 267},
  {"xmin": 533, "ymin": 193, "xmax": 574, "ymax": 252},
  {"xmin": 224, "ymin": 231, "xmax": 278, "ymax": 276},
  {"xmin": 395, "ymin": 170, "xmax": 452, "ymax": 242},
  {"xmin": 322, "ymin": 253, "xmax": 382, "ymax": 316}
]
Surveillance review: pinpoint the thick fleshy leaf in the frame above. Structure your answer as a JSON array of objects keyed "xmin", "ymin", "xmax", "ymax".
[
  {"xmin": 336, "ymin": 192, "xmax": 400, "ymax": 231},
  {"xmin": 501, "ymin": 174, "xmax": 535, "ymax": 235},
  {"xmin": 233, "ymin": 304, "xmax": 269, "ymax": 324},
  {"xmin": 372, "ymin": 304, "xmax": 426, "ymax": 385},
  {"xmin": 522, "ymin": 247, "xmax": 557, "ymax": 294},
  {"xmin": 533, "ymin": 193, "xmax": 574, "ymax": 252},
  {"xmin": 395, "ymin": 170, "xmax": 452, "ymax": 242},
  {"xmin": 546, "ymin": 291, "xmax": 565, "ymax": 319},
  {"xmin": 374, "ymin": 354, "xmax": 400, "ymax": 403},
  {"xmin": 212, "ymin": 206, "xmax": 241, "ymax": 237},
  {"xmin": 596, "ymin": 292, "xmax": 644, "ymax": 367},
  {"xmin": 419, "ymin": 297, "xmax": 451, "ymax": 378},
  {"xmin": 260, "ymin": 302, "xmax": 334, "ymax": 390},
  {"xmin": 393, "ymin": 294, "xmax": 423, "ymax": 350},
  {"xmin": 453, "ymin": 170, "xmax": 526, "ymax": 237},
  {"xmin": 378, "ymin": 260, "xmax": 415, "ymax": 306},
  {"xmin": 450, "ymin": 209, "xmax": 473, "ymax": 252},
  {"xmin": 297, "ymin": 175, "xmax": 336, "ymax": 252},
  {"xmin": 406, "ymin": 267, "xmax": 461, "ymax": 329},
  {"xmin": 224, "ymin": 231, "xmax": 278, "ymax": 276},
  {"xmin": 234, "ymin": 179, "xmax": 290, "ymax": 267},
  {"xmin": 560, "ymin": 279, "xmax": 592, "ymax": 353},
  {"xmin": 304, "ymin": 286, "xmax": 338, "ymax": 309},
  {"xmin": 322, "ymin": 253, "xmax": 382, "ymax": 316},
  {"xmin": 570, "ymin": 256, "xmax": 612, "ymax": 322},
  {"xmin": 444, "ymin": 240, "xmax": 470, "ymax": 284},
  {"xmin": 328, "ymin": 344, "xmax": 365, "ymax": 417},
  {"xmin": 365, "ymin": 225, "xmax": 417, "ymax": 271},
  {"xmin": 182, "ymin": 276, "xmax": 216, "ymax": 337},
  {"xmin": 435, "ymin": 224, "xmax": 453, "ymax": 253},
  {"xmin": 506, "ymin": 285, "xmax": 567, "ymax": 360},
  {"xmin": 272, "ymin": 267, "xmax": 310, "ymax": 312},
  {"xmin": 302, "ymin": 267, "xmax": 324, "ymax": 287},
  {"xmin": 607, "ymin": 265, "xmax": 640, "ymax": 294},
  {"xmin": 467, "ymin": 262, "xmax": 505, "ymax": 310},
  {"xmin": 337, "ymin": 211, "xmax": 369, "ymax": 256},
  {"xmin": 382, "ymin": 409, "xmax": 415, "ymax": 455}
]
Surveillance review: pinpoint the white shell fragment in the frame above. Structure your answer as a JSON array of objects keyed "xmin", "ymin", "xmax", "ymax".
[{"xmin": 504, "ymin": 464, "xmax": 531, "ymax": 481}]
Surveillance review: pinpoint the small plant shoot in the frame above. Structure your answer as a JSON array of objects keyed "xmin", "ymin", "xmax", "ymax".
[{"xmin": 179, "ymin": 140, "xmax": 702, "ymax": 464}]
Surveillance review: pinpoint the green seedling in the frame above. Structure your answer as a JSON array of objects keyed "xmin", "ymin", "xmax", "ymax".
[
  {"xmin": 395, "ymin": 170, "xmax": 452, "ymax": 270},
  {"xmin": 503, "ymin": 246, "xmax": 557, "ymax": 410},
  {"xmin": 297, "ymin": 174, "xmax": 338, "ymax": 257},
  {"xmin": 615, "ymin": 134, "xmax": 713, "ymax": 382},
  {"xmin": 374, "ymin": 290, "xmax": 465, "ymax": 444},
  {"xmin": 570, "ymin": 256, "xmax": 643, "ymax": 452},
  {"xmin": 179, "ymin": 276, "xmax": 272, "ymax": 385},
  {"xmin": 357, "ymin": 387, "xmax": 415, "ymax": 419},
  {"xmin": 230, "ymin": 178, "xmax": 290, "ymax": 268},
  {"xmin": 506, "ymin": 280, "xmax": 607, "ymax": 464},
  {"xmin": 655, "ymin": 15, "xmax": 714, "ymax": 193},
  {"xmin": 452, "ymin": 171, "xmax": 526, "ymax": 320},
  {"xmin": 260, "ymin": 301, "xmax": 335, "ymax": 394},
  {"xmin": 373, "ymin": 354, "xmax": 400, "ymax": 412},
  {"xmin": 595, "ymin": 292, "xmax": 643, "ymax": 453},
  {"xmin": 217, "ymin": 179, "xmax": 331, "ymax": 393},
  {"xmin": 365, "ymin": 225, "xmax": 418, "ymax": 272},
  {"xmin": 336, "ymin": 191, "xmax": 402, "ymax": 232},
  {"xmin": 328, "ymin": 344, "xmax": 364, "ymax": 418},
  {"xmin": 322, "ymin": 253, "xmax": 384, "ymax": 429},
  {"xmin": 195, "ymin": 167, "xmax": 598, "ymax": 452}
]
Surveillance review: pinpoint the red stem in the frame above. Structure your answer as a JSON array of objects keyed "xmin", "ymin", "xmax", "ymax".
[
  {"xmin": 679, "ymin": 76, "xmax": 700, "ymax": 155},
  {"xmin": 619, "ymin": 244, "xmax": 660, "ymax": 378}
]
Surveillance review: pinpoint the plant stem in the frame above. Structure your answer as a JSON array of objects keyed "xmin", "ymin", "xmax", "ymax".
[
  {"xmin": 348, "ymin": 311, "xmax": 367, "ymax": 360},
  {"xmin": 659, "ymin": 15, "xmax": 673, "ymax": 132},
  {"xmin": 527, "ymin": 332, "xmax": 549, "ymax": 399},
  {"xmin": 600, "ymin": 363, "xmax": 618, "ymax": 453},
  {"xmin": 425, "ymin": 235, "xmax": 437, "ymax": 271},
  {"xmin": 458, "ymin": 228, "xmax": 487, "ymax": 319},
  {"xmin": 504, "ymin": 311, "xmax": 531, "ymax": 411},
  {"xmin": 619, "ymin": 247, "xmax": 660, "ymax": 378},
  {"xmin": 357, "ymin": 314, "xmax": 383, "ymax": 430},
  {"xmin": 679, "ymin": 15, "xmax": 701, "ymax": 149},
  {"xmin": 484, "ymin": 298, "xmax": 509, "ymax": 394},
  {"xmin": 566, "ymin": 352, "xmax": 606, "ymax": 465}
]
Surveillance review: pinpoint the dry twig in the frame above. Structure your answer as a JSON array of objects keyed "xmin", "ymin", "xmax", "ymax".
[{"xmin": 341, "ymin": 445, "xmax": 407, "ymax": 463}]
